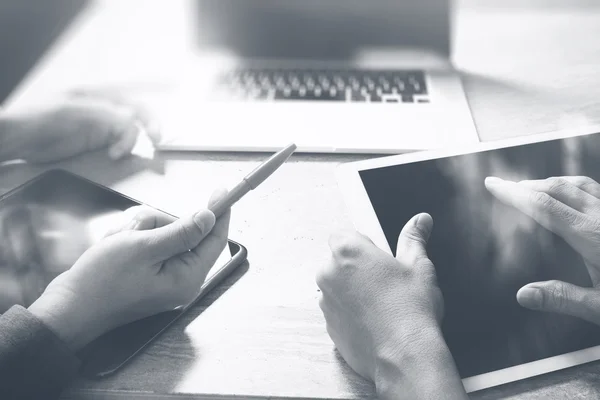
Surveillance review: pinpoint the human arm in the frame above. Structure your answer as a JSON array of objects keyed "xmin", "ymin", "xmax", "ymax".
[
  {"xmin": 0, "ymin": 306, "xmax": 81, "ymax": 400},
  {"xmin": 374, "ymin": 326, "xmax": 467, "ymax": 400},
  {"xmin": 316, "ymin": 214, "xmax": 468, "ymax": 400}
]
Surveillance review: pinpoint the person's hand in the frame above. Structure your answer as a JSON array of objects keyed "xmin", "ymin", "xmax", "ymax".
[
  {"xmin": 316, "ymin": 214, "xmax": 466, "ymax": 400},
  {"xmin": 485, "ymin": 175, "xmax": 600, "ymax": 324},
  {"xmin": 2, "ymin": 92, "xmax": 160, "ymax": 163},
  {"xmin": 28, "ymin": 189, "xmax": 230, "ymax": 351}
]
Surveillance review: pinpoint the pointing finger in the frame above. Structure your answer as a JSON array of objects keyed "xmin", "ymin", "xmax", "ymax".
[
  {"xmin": 557, "ymin": 176, "xmax": 600, "ymax": 200},
  {"xmin": 515, "ymin": 177, "xmax": 600, "ymax": 215},
  {"xmin": 485, "ymin": 176, "xmax": 591, "ymax": 243}
]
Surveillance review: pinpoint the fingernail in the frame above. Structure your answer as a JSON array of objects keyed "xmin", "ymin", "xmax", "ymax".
[
  {"xmin": 517, "ymin": 287, "xmax": 543, "ymax": 309},
  {"xmin": 193, "ymin": 210, "xmax": 216, "ymax": 235},
  {"xmin": 415, "ymin": 213, "xmax": 433, "ymax": 239},
  {"xmin": 485, "ymin": 176, "xmax": 504, "ymax": 186}
]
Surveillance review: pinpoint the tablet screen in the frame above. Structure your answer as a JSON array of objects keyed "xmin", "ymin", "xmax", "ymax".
[
  {"xmin": 0, "ymin": 171, "xmax": 231, "ymax": 314},
  {"xmin": 358, "ymin": 133, "xmax": 600, "ymax": 379}
]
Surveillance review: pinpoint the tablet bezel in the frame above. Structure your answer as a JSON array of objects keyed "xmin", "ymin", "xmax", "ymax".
[{"xmin": 336, "ymin": 124, "xmax": 600, "ymax": 392}]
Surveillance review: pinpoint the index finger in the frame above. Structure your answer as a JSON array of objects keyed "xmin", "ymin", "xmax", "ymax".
[
  {"xmin": 328, "ymin": 229, "xmax": 378, "ymax": 262},
  {"xmin": 125, "ymin": 206, "xmax": 176, "ymax": 230},
  {"xmin": 103, "ymin": 206, "xmax": 176, "ymax": 237},
  {"xmin": 485, "ymin": 177, "xmax": 589, "ymax": 240}
]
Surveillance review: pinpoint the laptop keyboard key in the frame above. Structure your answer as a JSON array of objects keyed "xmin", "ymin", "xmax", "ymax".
[
  {"xmin": 275, "ymin": 89, "xmax": 345, "ymax": 101},
  {"xmin": 349, "ymin": 90, "xmax": 368, "ymax": 102},
  {"xmin": 216, "ymin": 69, "xmax": 429, "ymax": 103}
]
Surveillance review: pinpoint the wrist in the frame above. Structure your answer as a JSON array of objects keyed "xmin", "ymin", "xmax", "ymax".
[
  {"xmin": 374, "ymin": 324, "xmax": 467, "ymax": 400},
  {"xmin": 28, "ymin": 287, "xmax": 95, "ymax": 351}
]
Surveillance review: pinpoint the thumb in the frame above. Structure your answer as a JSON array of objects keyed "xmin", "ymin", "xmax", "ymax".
[
  {"xmin": 140, "ymin": 209, "xmax": 216, "ymax": 261},
  {"xmin": 517, "ymin": 280, "xmax": 600, "ymax": 324},
  {"xmin": 396, "ymin": 213, "xmax": 433, "ymax": 261}
]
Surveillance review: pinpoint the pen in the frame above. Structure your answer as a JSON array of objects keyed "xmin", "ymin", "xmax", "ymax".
[{"xmin": 209, "ymin": 143, "xmax": 297, "ymax": 217}]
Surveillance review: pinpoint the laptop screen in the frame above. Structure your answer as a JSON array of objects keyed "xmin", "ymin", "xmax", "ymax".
[{"xmin": 193, "ymin": 0, "xmax": 450, "ymax": 60}]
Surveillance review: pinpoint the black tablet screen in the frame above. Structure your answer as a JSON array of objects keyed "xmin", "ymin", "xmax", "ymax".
[{"xmin": 359, "ymin": 132, "xmax": 600, "ymax": 378}]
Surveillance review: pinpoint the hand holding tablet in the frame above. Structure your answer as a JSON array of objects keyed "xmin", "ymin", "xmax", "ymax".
[
  {"xmin": 28, "ymin": 189, "xmax": 231, "ymax": 351},
  {"xmin": 317, "ymin": 215, "xmax": 468, "ymax": 400},
  {"xmin": 485, "ymin": 175, "xmax": 600, "ymax": 326},
  {"xmin": 335, "ymin": 128, "xmax": 600, "ymax": 392}
]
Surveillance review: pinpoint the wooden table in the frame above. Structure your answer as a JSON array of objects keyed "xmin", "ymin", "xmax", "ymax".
[{"xmin": 3, "ymin": 1, "xmax": 600, "ymax": 398}]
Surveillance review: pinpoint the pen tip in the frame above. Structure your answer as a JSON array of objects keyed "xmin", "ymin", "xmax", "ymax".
[{"xmin": 280, "ymin": 143, "xmax": 297, "ymax": 157}]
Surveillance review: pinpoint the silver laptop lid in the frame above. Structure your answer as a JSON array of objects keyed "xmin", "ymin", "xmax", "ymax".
[{"xmin": 194, "ymin": 0, "xmax": 450, "ymax": 61}]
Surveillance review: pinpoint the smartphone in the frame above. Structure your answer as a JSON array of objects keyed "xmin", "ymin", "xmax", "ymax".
[{"xmin": 0, "ymin": 169, "xmax": 247, "ymax": 377}]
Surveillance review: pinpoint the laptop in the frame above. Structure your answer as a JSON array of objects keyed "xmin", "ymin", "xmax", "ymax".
[{"xmin": 156, "ymin": 0, "xmax": 479, "ymax": 154}]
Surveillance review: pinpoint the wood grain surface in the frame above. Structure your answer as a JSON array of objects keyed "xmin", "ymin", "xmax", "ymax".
[{"xmin": 3, "ymin": 0, "xmax": 600, "ymax": 398}]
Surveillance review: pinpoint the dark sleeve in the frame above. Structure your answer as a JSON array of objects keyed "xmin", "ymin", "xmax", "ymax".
[{"xmin": 0, "ymin": 305, "xmax": 81, "ymax": 400}]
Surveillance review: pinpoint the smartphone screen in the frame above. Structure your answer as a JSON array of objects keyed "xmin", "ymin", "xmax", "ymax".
[{"xmin": 0, "ymin": 169, "xmax": 246, "ymax": 376}]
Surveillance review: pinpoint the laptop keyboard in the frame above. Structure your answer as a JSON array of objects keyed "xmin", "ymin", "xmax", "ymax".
[{"xmin": 214, "ymin": 69, "xmax": 429, "ymax": 103}]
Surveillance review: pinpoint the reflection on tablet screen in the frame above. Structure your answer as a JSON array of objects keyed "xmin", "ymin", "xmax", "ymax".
[{"xmin": 359, "ymin": 134, "xmax": 600, "ymax": 378}]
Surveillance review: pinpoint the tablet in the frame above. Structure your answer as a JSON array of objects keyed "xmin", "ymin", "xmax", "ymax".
[
  {"xmin": 336, "ymin": 126, "xmax": 600, "ymax": 392},
  {"xmin": 0, "ymin": 169, "xmax": 247, "ymax": 377}
]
